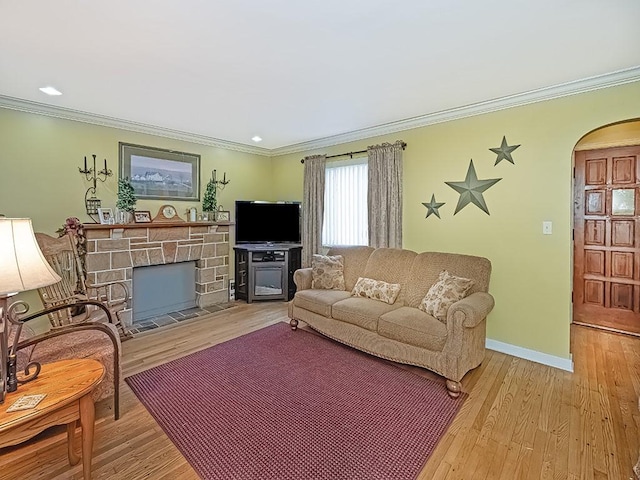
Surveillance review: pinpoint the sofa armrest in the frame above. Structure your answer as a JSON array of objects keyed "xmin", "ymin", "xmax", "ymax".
[
  {"xmin": 293, "ymin": 268, "xmax": 313, "ymax": 291},
  {"xmin": 448, "ymin": 292, "xmax": 495, "ymax": 328}
]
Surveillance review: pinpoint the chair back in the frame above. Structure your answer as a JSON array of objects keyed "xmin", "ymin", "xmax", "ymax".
[{"xmin": 35, "ymin": 233, "xmax": 87, "ymax": 326}]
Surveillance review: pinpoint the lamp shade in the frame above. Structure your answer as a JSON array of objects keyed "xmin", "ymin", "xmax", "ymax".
[{"xmin": 0, "ymin": 218, "xmax": 61, "ymax": 296}]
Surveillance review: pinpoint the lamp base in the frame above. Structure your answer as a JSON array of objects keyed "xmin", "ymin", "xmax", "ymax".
[
  {"xmin": 6, "ymin": 354, "xmax": 17, "ymax": 392},
  {"xmin": 6, "ymin": 355, "xmax": 41, "ymax": 392}
]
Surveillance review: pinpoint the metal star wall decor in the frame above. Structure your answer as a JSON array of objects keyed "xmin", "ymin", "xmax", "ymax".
[
  {"xmin": 422, "ymin": 194, "xmax": 445, "ymax": 219},
  {"xmin": 490, "ymin": 136, "xmax": 520, "ymax": 165},
  {"xmin": 445, "ymin": 160, "xmax": 502, "ymax": 215}
]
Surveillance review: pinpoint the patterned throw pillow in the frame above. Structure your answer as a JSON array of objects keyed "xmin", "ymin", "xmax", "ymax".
[
  {"xmin": 419, "ymin": 270, "xmax": 474, "ymax": 322},
  {"xmin": 351, "ymin": 277, "xmax": 402, "ymax": 305},
  {"xmin": 311, "ymin": 254, "xmax": 346, "ymax": 290}
]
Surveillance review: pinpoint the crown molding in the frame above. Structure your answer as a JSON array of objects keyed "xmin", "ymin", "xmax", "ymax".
[
  {"xmin": 1, "ymin": 66, "xmax": 639, "ymax": 158},
  {"xmin": 270, "ymin": 66, "xmax": 640, "ymax": 157},
  {"xmin": 0, "ymin": 95, "xmax": 272, "ymax": 156}
]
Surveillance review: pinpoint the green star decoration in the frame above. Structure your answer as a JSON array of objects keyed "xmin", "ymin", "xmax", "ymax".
[
  {"xmin": 422, "ymin": 194, "xmax": 445, "ymax": 219},
  {"xmin": 445, "ymin": 160, "xmax": 501, "ymax": 215},
  {"xmin": 490, "ymin": 136, "xmax": 520, "ymax": 165}
]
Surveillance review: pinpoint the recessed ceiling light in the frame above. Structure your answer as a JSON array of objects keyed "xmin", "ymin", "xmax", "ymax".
[
  {"xmin": 39, "ymin": 86, "xmax": 62, "ymax": 96},
  {"xmin": 251, "ymin": 136, "xmax": 263, "ymax": 143}
]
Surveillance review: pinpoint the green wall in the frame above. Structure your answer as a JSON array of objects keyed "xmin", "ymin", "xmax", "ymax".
[
  {"xmin": 0, "ymin": 109, "xmax": 275, "ymax": 233},
  {"xmin": 272, "ymin": 81, "xmax": 640, "ymax": 360},
  {"xmin": 2, "ymin": 81, "xmax": 639, "ymax": 359},
  {"xmin": 0, "ymin": 108, "xmax": 275, "ymax": 311}
]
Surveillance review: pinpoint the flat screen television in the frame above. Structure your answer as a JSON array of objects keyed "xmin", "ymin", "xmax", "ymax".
[{"xmin": 235, "ymin": 201, "xmax": 301, "ymax": 244}]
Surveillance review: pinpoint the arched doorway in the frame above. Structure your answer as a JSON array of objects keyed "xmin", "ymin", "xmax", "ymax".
[{"xmin": 572, "ymin": 119, "xmax": 640, "ymax": 336}]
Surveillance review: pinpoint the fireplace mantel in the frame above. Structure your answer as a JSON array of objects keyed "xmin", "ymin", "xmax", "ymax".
[
  {"xmin": 84, "ymin": 222, "xmax": 231, "ymax": 327},
  {"xmin": 84, "ymin": 221, "xmax": 233, "ymax": 230}
]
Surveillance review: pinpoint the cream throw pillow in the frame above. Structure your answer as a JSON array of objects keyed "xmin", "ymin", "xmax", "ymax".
[
  {"xmin": 311, "ymin": 254, "xmax": 346, "ymax": 290},
  {"xmin": 419, "ymin": 270, "xmax": 474, "ymax": 322},
  {"xmin": 351, "ymin": 277, "xmax": 401, "ymax": 305}
]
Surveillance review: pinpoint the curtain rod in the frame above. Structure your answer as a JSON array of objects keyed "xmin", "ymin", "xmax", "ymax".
[{"xmin": 300, "ymin": 142, "xmax": 406, "ymax": 163}]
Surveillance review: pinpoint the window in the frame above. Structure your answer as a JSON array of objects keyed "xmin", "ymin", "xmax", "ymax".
[{"xmin": 322, "ymin": 158, "xmax": 368, "ymax": 246}]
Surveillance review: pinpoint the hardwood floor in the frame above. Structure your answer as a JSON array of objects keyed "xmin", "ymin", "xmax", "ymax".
[{"xmin": 1, "ymin": 302, "xmax": 638, "ymax": 479}]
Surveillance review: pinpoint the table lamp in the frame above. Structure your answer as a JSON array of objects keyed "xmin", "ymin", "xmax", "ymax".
[{"xmin": 0, "ymin": 218, "xmax": 61, "ymax": 403}]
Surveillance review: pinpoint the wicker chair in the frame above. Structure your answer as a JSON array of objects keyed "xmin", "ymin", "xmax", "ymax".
[
  {"xmin": 34, "ymin": 232, "xmax": 131, "ymax": 340},
  {"xmin": 8, "ymin": 299, "xmax": 122, "ymax": 420}
]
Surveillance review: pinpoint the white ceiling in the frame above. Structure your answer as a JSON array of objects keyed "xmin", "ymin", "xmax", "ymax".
[{"xmin": 1, "ymin": 1, "xmax": 639, "ymax": 152}]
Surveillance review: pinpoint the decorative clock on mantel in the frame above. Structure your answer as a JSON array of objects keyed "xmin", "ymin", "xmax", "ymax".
[{"xmin": 152, "ymin": 204, "xmax": 185, "ymax": 223}]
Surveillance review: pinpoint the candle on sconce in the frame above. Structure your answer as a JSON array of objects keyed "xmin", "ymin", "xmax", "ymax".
[
  {"xmin": 223, "ymin": 172, "xmax": 226, "ymax": 183},
  {"xmin": 104, "ymin": 159, "xmax": 107, "ymax": 171},
  {"xmin": 213, "ymin": 169, "xmax": 217, "ymax": 181},
  {"xmin": 84, "ymin": 156, "xmax": 87, "ymax": 171}
]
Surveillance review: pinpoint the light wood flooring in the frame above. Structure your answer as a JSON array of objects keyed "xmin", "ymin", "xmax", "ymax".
[{"xmin": 0, "ymin": 302, "xmax": 638, "ymax": 479}]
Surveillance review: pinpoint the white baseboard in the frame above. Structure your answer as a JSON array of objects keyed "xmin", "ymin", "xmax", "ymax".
[{"xmin": 485, "ymin": 338, "xmax": 574, "ymax": 372}]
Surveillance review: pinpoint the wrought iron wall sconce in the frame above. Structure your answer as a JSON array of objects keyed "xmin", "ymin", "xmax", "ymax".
[
  {"xmin": 79, "ymin": 154, "xmax": 112, "ymax": 221},
  {"xmin": 213, "ymin": 169, "xmax": 230, "ymax": 191}
]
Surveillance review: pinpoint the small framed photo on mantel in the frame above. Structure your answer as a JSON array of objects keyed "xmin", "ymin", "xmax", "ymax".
[
  {"xmin": 97, "ymin": 208, "xmax": 113, "ymax": 225},
  {"xmin": 215, "ymin": 210, "xmax": 230, "ymax": 222},
  {"xmin": 134, "ymin": 210, "xmax": 152, "ymax": 223}
]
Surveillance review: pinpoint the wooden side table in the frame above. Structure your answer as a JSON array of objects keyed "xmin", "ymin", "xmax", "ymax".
[{"xmin": 0, "ymin": 359, "xmax": 105, "ymax": 480}]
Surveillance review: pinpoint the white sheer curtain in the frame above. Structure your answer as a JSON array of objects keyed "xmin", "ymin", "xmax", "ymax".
[
  {"xmin": 322, "ymin": 159, "xmax": 368, "ymax": 247},
  {"xmin": 301, "ymin": 154, "xmax": 326, "ymax": 267},
  {"xmin": 367, "ymin": 141, "xmax": 404, "ymax": 248}
]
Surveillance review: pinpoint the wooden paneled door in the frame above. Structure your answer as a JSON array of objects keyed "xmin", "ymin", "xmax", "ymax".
[{"xmin": 573, "ymin": 145, "xmax": 640, "ymax": 335}]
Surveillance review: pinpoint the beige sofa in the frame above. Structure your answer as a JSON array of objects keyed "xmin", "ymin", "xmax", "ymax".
[{"xmin": 288, "ymin": 246, "xmax": 495, "ymax": 396}]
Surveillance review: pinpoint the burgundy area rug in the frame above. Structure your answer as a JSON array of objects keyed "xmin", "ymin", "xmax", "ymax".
[{"xmin": 125, "ymin": 323, "xmax": 466, "ymax": 480}]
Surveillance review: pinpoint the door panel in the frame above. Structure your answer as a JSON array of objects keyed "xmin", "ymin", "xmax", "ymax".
[
  {"xmin": 585, "ymin": 220, "xmax": 606, "ymax": 245},
  {"xmin": 585, "ymin": 250, "xmax": 605, "ymax": 275},
  {"xmin": 574, "ymin": 145, "xmax": 640, "ymax": 335},
  {"xmin": 611, "ymin": 220, "xmax": 634, "ymax": 246},
  {"xmin": 586, "ymin": 158, "xmax": 607, "ymax": 184},
  {"xmin": 612, "ymin": 156, "xmax": 634, "ymax": 183},
  {"xmin": 586, "ymin": 190, "xmax": 606, "ymax": 215},
  {"xmin": 611, "ymin": 252, "xmax": 633, "ymax": 278}
]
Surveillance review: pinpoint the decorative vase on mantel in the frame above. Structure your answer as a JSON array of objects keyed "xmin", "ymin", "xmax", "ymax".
[{"xmin": 117, "ymin": 210, "xmax": 133, "ymax": 224}]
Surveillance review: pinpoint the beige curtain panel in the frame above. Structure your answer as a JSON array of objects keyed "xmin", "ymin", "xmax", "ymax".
[
  {"xmin": 367, "ymin": 141, "xmax": 404, "ymax": 248},
  {"xmin": 302, "ymin": 154, "xmax": 326, "ymax": 267}
]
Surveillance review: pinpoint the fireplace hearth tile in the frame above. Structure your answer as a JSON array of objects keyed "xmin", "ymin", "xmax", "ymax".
[
  {"xmin": 130, "ymin": 303, "xmax": 237, "ymax": 335},
  {"xmin": 181, "ymin": 307, "xmax": 203, "ymax": 315},
  {"xmin": 136, "ymin": 320, "xmax": 156, "ymax": 328},
  {"xmin": 154, "ymin": 316, "xmax": 179, "ymax": 327},
  {"xmin": 135, "ymin": 324, "xmax": 157, "ymax": 333}
]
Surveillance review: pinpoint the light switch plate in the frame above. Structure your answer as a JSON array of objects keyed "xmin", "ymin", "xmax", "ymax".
[{"xmin": 543, "ymin": 221, "xmax": 553, "ymax": 235}]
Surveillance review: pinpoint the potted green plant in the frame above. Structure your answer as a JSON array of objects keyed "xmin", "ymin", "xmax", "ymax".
[
  {"xmin": 116, "ymin": 177, "xmax": 137, "ymax": 223},
  {"xmin": 202, "ymin": 175, "xmax": 217, "ymax": 220}
]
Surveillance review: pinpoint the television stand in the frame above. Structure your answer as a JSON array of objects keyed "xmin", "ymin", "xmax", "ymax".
[{"xmin": 234, "ymin": 244, "xmax": 302, "ymax": 303}]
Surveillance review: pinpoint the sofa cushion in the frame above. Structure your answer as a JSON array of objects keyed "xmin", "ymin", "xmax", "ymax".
[
  {"xmin": 378, "ymin": 307, "xmax": 447, "ymax": 351},
  {"xmin": 419, "ymin": 270, "xmax": 474, "ymax": 322},
  {"xmin": 351, "ymin": 277, "xmax": 401, "ymax": 304},
  {"xmin": 361, "ymin": 248, "xmax": 417, "ymax": 304},
  {"xmin": 311, "ymin": 254, "xmax": 346, "ymax": 290},
  {"xmin": 293, "ymin": 289, "xmax": 352, "ymax": 317},
  {"xmin": 327, "ymin": 246, "xmax": 375, "ymax": 291},
  {"xmin": 332, "ymin": 297, "xmax": 400, "ymax": 331},
  {"xmin": 405, "ymin": 252, "xmax": 492, "ymax": 308}
]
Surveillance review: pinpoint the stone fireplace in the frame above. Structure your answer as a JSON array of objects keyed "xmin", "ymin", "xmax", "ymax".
[{"xmin": 83, "ymin": 222, "xmax": 230, "ymax": 327}]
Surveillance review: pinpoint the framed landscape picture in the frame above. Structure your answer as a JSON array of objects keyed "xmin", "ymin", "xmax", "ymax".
[{"xmin": 119, "ymin": 143, "xmax": 200, "ymax": 201}]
